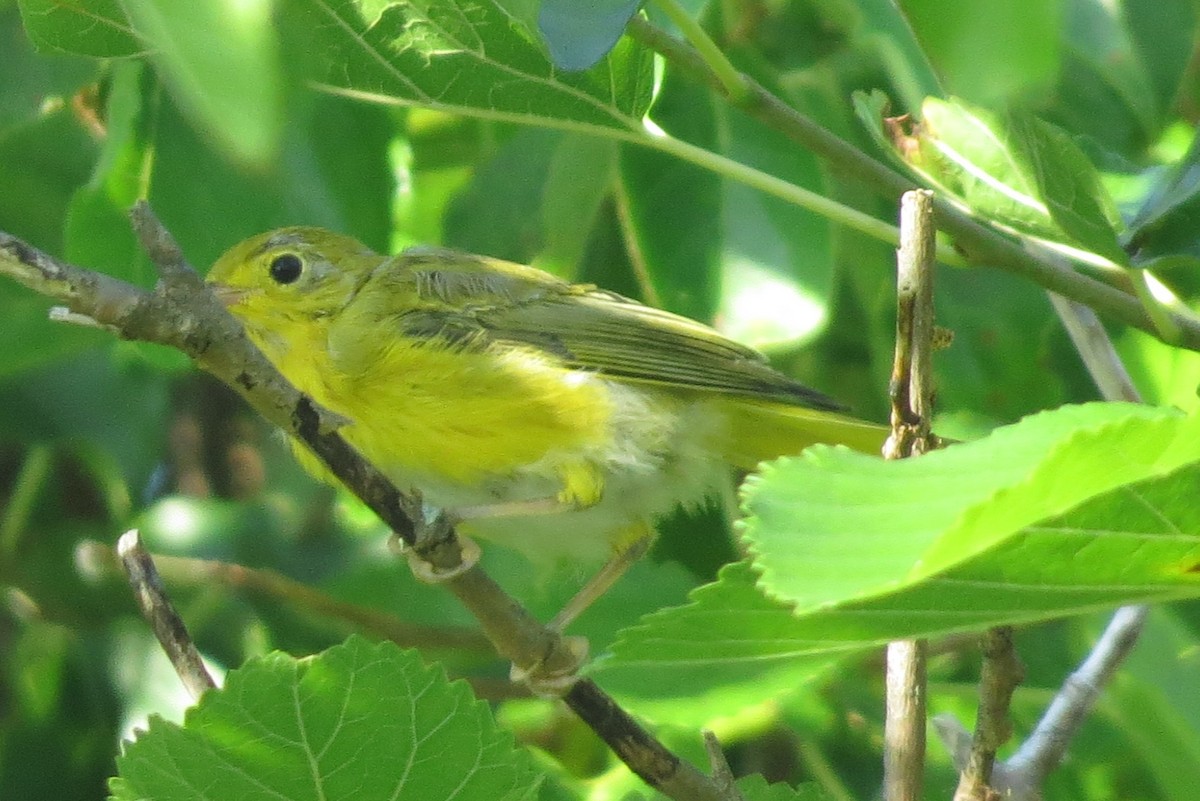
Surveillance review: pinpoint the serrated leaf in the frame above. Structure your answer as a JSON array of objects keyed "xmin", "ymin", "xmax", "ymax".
[
  {"xmin": 736, "ymin": 772, "xmax": 831, "ymax": 801},
  {"xmin": 590, "ymin": 562, "xmax": 837, "ymax": 723},
  {"xmin": 743, "ymin": 403, "xmax": 1200, "ymax": 611},
  {"xmin": 306, "ymin": 0, "xmax": 654, "ymax": 131},
  {"xmin": 538, "ymin": 0, "xmax": 641, "ymax": 71},
  {"xmin": 598, "ymin": 404, "xmax": 1200, "ymax": 722},
  {"xmin": 17, "ymin": 0, "xmax": 143, "ymax": 57},
  {"xmin": 111, "ymin": 638, "xmax": 542, "ymax": 801}
]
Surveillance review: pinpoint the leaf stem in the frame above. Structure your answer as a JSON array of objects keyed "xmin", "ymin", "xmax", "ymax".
[
  {"xmin": 648, "ymin": 0, "xmax": 748, "ymax": 102},
  {"xmin": 644, "ymin": 120, "xmax": 919, "ymax": 257}
]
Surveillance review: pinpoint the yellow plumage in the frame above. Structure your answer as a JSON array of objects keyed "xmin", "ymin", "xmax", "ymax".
[{"xmin": 207, "ymin": 227, "xmax": 886, "ymax": 569}]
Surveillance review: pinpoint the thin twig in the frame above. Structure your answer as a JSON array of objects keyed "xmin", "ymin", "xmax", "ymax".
[
  {"xmin": 884, "ymin": 639, "xmax": 927, "ymax": 801},
  {"xmin": 116, "ymin": 530, "xmax": 216, "ymax": 700},
  {"xmin": 1047, "ymin": 294, "xmax": 1141, "ymax": 403},
  {"xmin": 703, "ymin": 731, "xmax": 744, "ymax": 801},
  {"xmin": 624, "ymin": 16, "xmax": 1200, "ymax": 351},
  {"xmin": 650, "ymin": 0, "xmax": 749, "ymax": 101},
  {"xmin": 882, "ymin": 190, "xmax": 938, "ymax": 801},
  {"xmin": 564, "ymin": 679, "xmax": 727, "ymax": 799},
  {"xmin": 1007, "ymin": 607, "xmax": 1147, "ymax": 784},
  {"xmin": 79, "ymin": 540, "xmax": 492, "ymax": 653},
  {"xmin": 953, "ymin": 627, "xmax": 1025, "ymax": 801}
]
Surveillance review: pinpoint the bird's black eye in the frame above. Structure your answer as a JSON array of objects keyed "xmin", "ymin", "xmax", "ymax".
[{"xmin": 268, "ymin": 253, "xmax": 303, "ymax": 285}]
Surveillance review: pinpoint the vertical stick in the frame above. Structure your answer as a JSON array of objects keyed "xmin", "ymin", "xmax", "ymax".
[
  {"xmin": 952, "ymin": 627, "xmax": 1024, "ymax": 801},
  {"xmin": 882, "ymin": 189, "xmax": 938, "ymax": 801}
]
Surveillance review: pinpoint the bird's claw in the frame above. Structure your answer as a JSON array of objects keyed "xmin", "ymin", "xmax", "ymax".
[{"xmin": 389, "ymin": 502, "xmax": 479, "ymax": 583}]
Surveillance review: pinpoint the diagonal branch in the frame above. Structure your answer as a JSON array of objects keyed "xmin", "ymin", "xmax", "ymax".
[{"xmin": 0, "ymin": 207, "xmax": 732, "ymax": 801}]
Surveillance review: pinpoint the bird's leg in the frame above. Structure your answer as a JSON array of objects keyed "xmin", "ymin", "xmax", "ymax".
[
  {"xmin": 549, "ymin": 528, "xmax": 653, "ymax": 631},
  {"xmin": 452, "ymin": 497, "xmax": 567, "ymax": 519},
  {"xmin": 454, "ymin": 460, "xmax": 606, "ymax": 519},
  {"xmin": 511, "ymin": 529, "xmax": 651, "ymax": 695}
]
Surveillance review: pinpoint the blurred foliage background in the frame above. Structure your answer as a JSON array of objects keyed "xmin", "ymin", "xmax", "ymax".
[{"xmin": 1, "ymin": 0, "xmax": 1200, "ymax": 799}]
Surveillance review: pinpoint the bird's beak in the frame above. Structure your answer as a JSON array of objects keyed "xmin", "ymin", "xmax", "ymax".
[{"xmin": 208, "ymin": 283, "xmax": 250, "ymax": 308}]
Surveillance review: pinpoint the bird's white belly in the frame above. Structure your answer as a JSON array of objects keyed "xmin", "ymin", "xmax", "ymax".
[{"xmin": 382, "ymin": 382, "xmax": 733, "ymax": 568}]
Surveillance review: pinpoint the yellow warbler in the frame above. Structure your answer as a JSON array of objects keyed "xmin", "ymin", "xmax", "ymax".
[{"xmin": 208, "ymin": 228, "xmax": 885, "ymax": 604}]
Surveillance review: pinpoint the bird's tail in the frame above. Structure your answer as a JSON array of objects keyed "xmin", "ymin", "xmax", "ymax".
[{"xmin": 718, "ymin": 399, "xmax": 888, "ymax": 469}]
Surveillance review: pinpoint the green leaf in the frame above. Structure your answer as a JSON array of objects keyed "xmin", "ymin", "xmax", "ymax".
[
  {"xmin": 120, "ymin": 0, "xmax": 284, "ymax": 166},
  {"xmin": 1104, "ymin": 608, "xmax": 1200, "ymax": 800},
  {"xmin": 716, "ymin": 102, "xmax": 833, "ymax": 350},
  {"xmin": 900, "ymin": 0, "xmax": 1061, "ymax": 107},
  {"xmin": 145, "ymin": 90, "xmax": 395, "ymax": 269},
  {"xmin": 1127, "ymin": 132, "xmax": 1200, "ymax": 261},
  {"xmin": 537, "ymin": 133, "xmax": 617, "ymax": 277},
  {"xmin": 443, "ymin": 127, "xmax": 564, "ymax": 263},
  {"xmin": 537, "ymin": 0, "xmax": 641, "ymax": 71},
  {"xmin": 0, "ymin": 350, "xmax": 171, "ymax": 488},
  {"xmin": 0, "ymin": 296, "xmax": 107, "ymax": 377},
  {"xmin": 17, "ymin": 0, "xmax": 143, "ymax": 57},
  {"xmin": 0, "ymin": 4, "xmax": 98, "ymax": 252},
  {"xmin": 912, "ymin": 97, "xmax": 1057, "ymax": 237},
  {"xmin": 851, "ymin": 0, "xmax": 943, "ymax": 111},
  {"xmin": 883, "ymin": 96, "xmax": 1125, "ymax": 261},
  {"xmin": 736, "ymin": 773, "xmax": 832, "ymax": 801},
  {"xmin": 601, "ymin": 402, "xmax": 1200, "ymax": 723},
  {"xmin": 306, "ymin": 0, "xmax": 654, "ymax": 131},
  {"xmin": 1046, "ymin": 0, "xmax": 1196, "ymax": 155},
  {"xmin": 743, "ymin": 402, "xmax": 1200, "ymax": 611},
  {"xmin": 1005, "ymin": 110, "xmax": 1127, "ymax": 265},
  {"xmin": 592, "ymin": 561, "xmax": 837, "ymax": 724},
  {"xmin": 617, "ymin": 73, "xmax": 721, "ymax": 320},
  {"xmin": 1117, "ymin": 326, "xmax": 1200, "ymax": 412},
  {"xmin": 111, "ymin": 638, "xmax": 543, "ymax": 801},
  {"xmin": 65, "ymin": 60, "xmax": 153, "ymax": 287},
  {"xmin": 933, "ymin": 269, "xmax": 1071, "ymax": 422}
]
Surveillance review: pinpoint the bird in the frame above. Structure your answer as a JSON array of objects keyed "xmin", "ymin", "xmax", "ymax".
[{"xmin": 206, "ymin": 227, "xmax": 887, "ymax": 628}]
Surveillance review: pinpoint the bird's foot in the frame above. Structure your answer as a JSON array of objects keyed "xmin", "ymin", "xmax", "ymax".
[
  {"xmin": 390, "ymin": 502, "xmax": 479, "ymax": 583},
  {"xmin": 509, "ymin": 634, "xmax": 589, "ymax": 697}
]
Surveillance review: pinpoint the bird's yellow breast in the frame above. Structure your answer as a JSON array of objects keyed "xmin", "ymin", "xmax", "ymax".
[{"xmin": 251, "ymin": 307, "xmax": 619, "ymax": 490}]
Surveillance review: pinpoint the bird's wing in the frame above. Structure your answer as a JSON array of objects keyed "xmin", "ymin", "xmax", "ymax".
[{"xmin": 367, "ymin": 247, "xmax": 844, "ymax": 410}]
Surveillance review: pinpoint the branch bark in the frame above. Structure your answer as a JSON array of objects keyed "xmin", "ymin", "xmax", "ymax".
[
  {"xmin": 952, "ymin": 627, "xmax": 1025, "ymax": 801},
  {"xmin": 882, "ymin": 190, "xmax": 939, "ymax": 801},
  {"xmin": 0, "ymin": 208, "xmax": 732, "ymax": 801}
]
